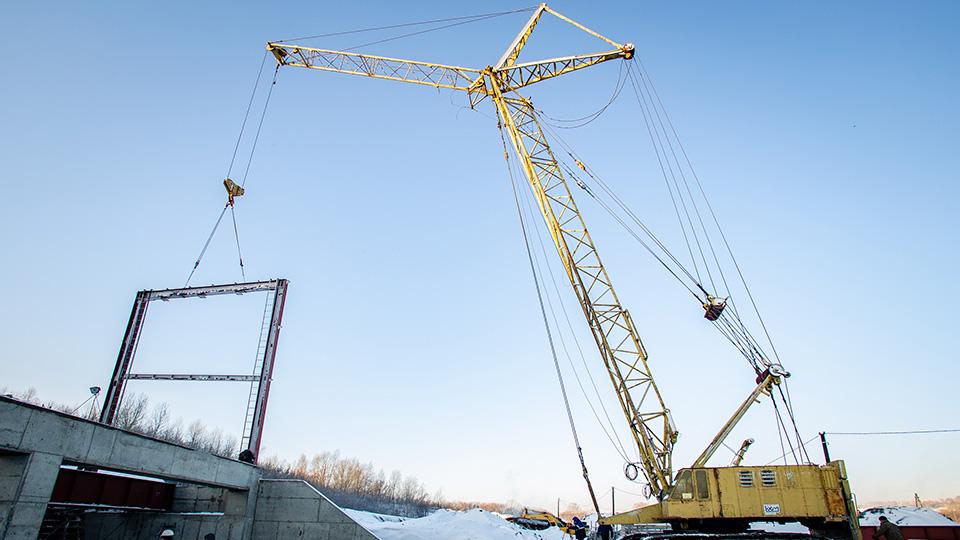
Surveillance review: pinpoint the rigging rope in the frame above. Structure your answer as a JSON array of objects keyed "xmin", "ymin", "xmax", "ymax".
[
  {"xmin": 826, "ymin": 429, "xmax": 960, "ymax": 436},
  {"xmin": 230, "ymin": 205, "xmax": 245, "ymax": 281},
  {"xmin": 498, "ymin": 119, "xmax": 601, "ymax": 515},
  {"xmin": 274, "ymin": 7, "xmax": 537, "ymax": 49},
  {"xmin": 536, "ymin": 61, "xmax": 629, "ymax": 129},
  {"xmin": 185, "ymin": 205, "xmax": 229, "ymax": 287},
  {"xmin": 527, "ymin": 57, "xmax": 810, "ymax": 463},
  {"xmin": 629, "ymin": 59, "xmax": 783, "ymax": 366},
  {"xmin": 511, "ymin": 142, "xmax": 633, "ymax": 463}
]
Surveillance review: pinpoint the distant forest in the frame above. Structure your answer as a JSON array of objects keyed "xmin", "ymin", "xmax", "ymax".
[{"xmin": 2, "ymin": 388, "xmax": 527, "ymax": 517}]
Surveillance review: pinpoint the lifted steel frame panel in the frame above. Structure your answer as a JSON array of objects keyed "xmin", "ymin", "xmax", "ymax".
[{"xmin": 99, "ymin": 279, "xmax": 288, "ymax": 461}]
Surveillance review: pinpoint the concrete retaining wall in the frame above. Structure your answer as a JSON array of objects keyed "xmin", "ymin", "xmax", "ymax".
[
  {"xmin": 254, "ymin": 480, "xmax": 377, "ymax": 540},
  {"xmin": 0, "ymin": 396, "xmax": 379, "ymax": 540}
]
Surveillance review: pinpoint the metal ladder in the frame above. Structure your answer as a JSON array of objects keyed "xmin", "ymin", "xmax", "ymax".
[{"xmin": 240, "ymin": 292, "xmax": 275, "ymax": 452}]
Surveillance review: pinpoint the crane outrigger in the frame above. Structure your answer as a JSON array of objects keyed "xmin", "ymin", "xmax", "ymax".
[{"xmin": 267, "ymin": 5, "xmax": 862, "ymax": 539}]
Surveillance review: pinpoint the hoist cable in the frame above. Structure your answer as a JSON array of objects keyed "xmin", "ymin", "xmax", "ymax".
[
  {"xmin": 633, "ymin": 57, "xmax": 783, "ymax": 366},
  {"xmin": 240, "ymin": 66, "xmax": 279, "ymax": 189},
  {"xmin": 500, "ymin": 120, "xmax": 631, "ymax": 462},
  {"xmin": 274, "ymin": 7, "xmax": 537, "ymax": 45},
  {"xmin": 627, "ymin": 62, "xmax": 784, "ymax": 375},
  {"xmin": 227, "ymin": 51, "xmax": 269, "ymax": 181},
  {"xmin": 555, "ymin": 159, "xmax": 701, "ymax": 302},
  {"xmin": 537, "ymin": 61, "xmax": 629, "ymax": 129},
  {"xmin": 627, "ymin": 66, "xmax": 710, "ymax": 290},
  {"xmin": 770, "ymin": 396, "xmax": 798, "ymax": 465},
  {"xmin": 186, "ymin": 59, "xmax": 277, "ymax": 287},
  {"xmin": 539, "ymin": 120, "xmax": 705, "ymax": 300},
  {"xmin": 631, "ymin": 61, "xmax": 726, "ymax": 299},
  {"xmin": 541, "ymin": 112, "xmax": 776, "ymax": 375},
  {"xmin": 498, "ymin": 118, "xmax": 601, "ymax": 510},
  {"xmin": 517, "ymin": 160, "xmax": 633, "ymax": 462},
  {"xmin": 763, "ymin": 434, "xmax": 820, "ymax": 466},
  {"xmin": 778, "ymin": 381, "xmax": 810, "ymax": 463}
]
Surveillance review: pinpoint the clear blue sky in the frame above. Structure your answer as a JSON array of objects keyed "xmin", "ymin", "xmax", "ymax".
[{"xmin": 2, "ymin": 1, "xmax": 958, "ymax": 512}]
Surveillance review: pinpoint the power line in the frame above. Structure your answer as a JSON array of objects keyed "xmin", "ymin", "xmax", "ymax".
[{"xmin": 825, "ymin": 429, "xmax": 960, "ymax": 436}]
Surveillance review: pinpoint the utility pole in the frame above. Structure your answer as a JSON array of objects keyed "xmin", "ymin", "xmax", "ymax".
[{"xmin": 611, "ymin": 487, "xmax": 615, "ymax": 516}]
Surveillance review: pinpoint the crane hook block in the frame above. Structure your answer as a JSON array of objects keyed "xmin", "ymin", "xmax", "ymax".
[
  {"xmin": 703, "ymin": 295, "xmax": 726, "ymax": 321},
  {"xmin": 223, "ymin": 178, "xmax": 244, "ymax": 206}
]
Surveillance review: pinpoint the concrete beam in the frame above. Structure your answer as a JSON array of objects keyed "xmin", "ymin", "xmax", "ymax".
[{"xmin": 0, "ymin": 397, "xmax": 259, "ymax": 490}]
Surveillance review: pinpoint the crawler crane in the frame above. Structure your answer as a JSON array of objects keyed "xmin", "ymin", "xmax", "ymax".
[{"xmin": 267, "ymin": 5, "xmax": 861, "ymax": 539}]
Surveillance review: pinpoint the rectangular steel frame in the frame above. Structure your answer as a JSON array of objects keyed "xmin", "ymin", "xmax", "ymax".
[{"xmin": 99, "ymin": 279, "xmax": 288, "ymax": 460}]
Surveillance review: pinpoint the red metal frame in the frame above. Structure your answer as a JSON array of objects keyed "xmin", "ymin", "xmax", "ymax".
[{"xmin": 50, "ymin": 468, "xmax": 175, "ymax": 511}]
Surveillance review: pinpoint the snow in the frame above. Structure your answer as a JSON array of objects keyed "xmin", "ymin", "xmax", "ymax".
[
  {"xmin": 858, "ymin": 507, "xmax": 958, "ymax": 527},
  {"xmin": 343, "ymin": 506, "xmax": 957, "ymax": 540},
  {"xmin": 345, "ymin": 508, "xmax": 571, "ymax": 540},
  {"xmin": 750, "ymin": 522, "xmax": 812, "ymax": 534}
]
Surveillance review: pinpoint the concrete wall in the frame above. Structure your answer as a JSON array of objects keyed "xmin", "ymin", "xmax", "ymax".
[
  {"xmin": 254, "ymin": 480, "xmax": 377, "ymax": 540},
  {"xmin": 83, "ymin": 485, "xmax": 252, "ymax": 540},
  {"xmin": 0, "ymin": 397, "xmax": 381, "ymax": 540},
  {"xmin": 0, "ymin": 453, "xmax": 30, "ymax": 539}
]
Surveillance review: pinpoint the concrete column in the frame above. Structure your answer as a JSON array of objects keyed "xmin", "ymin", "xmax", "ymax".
[{"xmin": 1, "ymin": 451, "xmax": 62, "ymax": 540}]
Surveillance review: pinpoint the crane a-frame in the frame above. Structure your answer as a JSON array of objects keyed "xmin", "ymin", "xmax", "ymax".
[{"xmin": 267, "ymin": 5, "xmax": 861, "ymax": 539}]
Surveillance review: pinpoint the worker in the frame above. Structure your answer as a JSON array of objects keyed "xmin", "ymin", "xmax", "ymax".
[
  {"xmin": 873, "ymin": 515, "xmax": 904, "ymax": 540},
  {"xmin": 572, "ymin": 517, "xmax": 586, "ymax": 540},
  {"xmin": 598, "ymin": 522, "xmax": 613, "ymax": 540}
]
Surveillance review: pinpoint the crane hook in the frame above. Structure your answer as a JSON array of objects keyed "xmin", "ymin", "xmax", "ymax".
[{"xmin": 223, "ymin": 178, "xmax": 244, "ymax": 207}]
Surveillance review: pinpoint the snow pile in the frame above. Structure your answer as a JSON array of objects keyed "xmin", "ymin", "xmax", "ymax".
[
  {"xmin": 859, "ymin": 507, "xmax": 958, "ymax": 526},
  {"xmin": 345, "ymin": 508, "xmax": 571, "ymax": 540}
]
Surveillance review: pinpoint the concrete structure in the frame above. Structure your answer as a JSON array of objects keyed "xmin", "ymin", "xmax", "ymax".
[{"xmin": 0, "ymin": 396, "xmax": 378, "ymax": 539}]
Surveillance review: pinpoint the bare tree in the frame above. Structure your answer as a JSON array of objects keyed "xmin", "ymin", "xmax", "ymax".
[
  {"xmin": 146, "ymin": 402, "xmax": 170, "ymax": 438},
  {"xmin": 115, "ymin": 393, "xmax": 149, "ymax": 431},
  {"xmin": 187, "ymin": 418, "xmax": 206, "ymax": 447},
  {"xmin": 293, "ymin": 454, "xmax": 309, "ymax": 478}
]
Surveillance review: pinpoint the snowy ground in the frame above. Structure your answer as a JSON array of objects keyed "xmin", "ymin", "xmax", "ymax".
[
  {"xmin": 345, "ymin": 506, "xmax": 956, "ymax": 540},
  {"xmin": 345, "ymin": 508, "xmax": 571, "ymax": 540},
  {"xmin": 858, "ymin": 506, "xmax": 958, "ymax": 527}
]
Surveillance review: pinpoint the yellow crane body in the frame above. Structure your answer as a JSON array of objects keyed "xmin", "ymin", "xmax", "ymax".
[{"xmin": 605, "ymin": 461, "xmax": 860, "ymax": 540}]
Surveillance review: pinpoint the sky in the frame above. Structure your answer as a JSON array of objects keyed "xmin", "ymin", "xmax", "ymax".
[{"xmin": 2, "ymin": 0, "xmax": 959, "ymax": 514}]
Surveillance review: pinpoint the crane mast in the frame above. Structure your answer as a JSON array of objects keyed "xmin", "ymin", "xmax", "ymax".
[
  {"xmin": 269, "ymin": 3, "xmax": 677, "ymax": 499},
  {"xmin": 489, "ymin": 89, "xmax": 677, "ymax": 499}
]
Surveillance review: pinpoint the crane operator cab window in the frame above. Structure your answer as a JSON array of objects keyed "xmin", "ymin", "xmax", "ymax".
[{"xmin": 668, "ymin": 470, "xmax": 711, "ymax": 501}]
